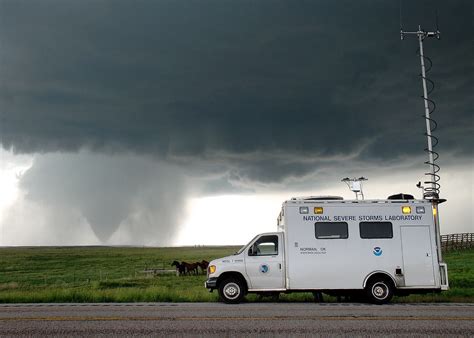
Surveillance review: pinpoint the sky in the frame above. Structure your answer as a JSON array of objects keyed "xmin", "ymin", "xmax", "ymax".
[{"xmin": 0, "ymin": 0, "xmax": 472, "ymax": 246}]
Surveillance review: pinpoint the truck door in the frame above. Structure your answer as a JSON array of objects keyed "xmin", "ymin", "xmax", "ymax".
[
  {"xmin": 401, "ymin": 226, "xmax": 435, "ymax": 286},
  {"xmin": 244, "ymin": 234, "xmax": 285, "ymax": 290}
]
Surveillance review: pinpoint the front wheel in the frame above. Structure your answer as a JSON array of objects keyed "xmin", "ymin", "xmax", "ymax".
[
  {"xmin": 365, "ymin": 278, "xmax": 394, "ymax": 304},
  {"xmin": 218, "ymin": 278, "xmax": 245, "ymax": 304}
]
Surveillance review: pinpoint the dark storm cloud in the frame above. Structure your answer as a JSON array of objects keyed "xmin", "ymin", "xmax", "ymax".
[{"xmin": 0, "ymin": 0, "xmax": 472, "ymax": 182}]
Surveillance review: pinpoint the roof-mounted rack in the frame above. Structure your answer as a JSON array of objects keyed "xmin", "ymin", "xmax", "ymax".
[{"xmin": 291, "ymin": 196, "xmax": 343, "ymax": 201}]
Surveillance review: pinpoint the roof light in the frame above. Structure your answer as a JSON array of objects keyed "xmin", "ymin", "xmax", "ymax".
[
  {"xmin": 299, "ymin": 206, "xmax": 309, "ymax": 214},
  {"xmin": 416, "ymin": 206, "xmax": 425, "ymax": 214},
  {"xmin": 314, "ymin": 207, "xmax": 324, "ymax": 214},
  {"xmin": 402, "ymin": 206, "xmax": 411, "ymax": 214}
]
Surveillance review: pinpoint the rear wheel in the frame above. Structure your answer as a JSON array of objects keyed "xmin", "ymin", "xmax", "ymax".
[
  {"xmin": 365, "ymin": 278, "xmax": 394, "ymax": 304},
  {"xmin": 218, "ymin": 278, "xmax": 245, "ymax": 304}
]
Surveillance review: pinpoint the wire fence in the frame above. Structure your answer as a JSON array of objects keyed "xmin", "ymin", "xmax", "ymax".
[{"xmin": 441, "ymin": 233, "xmax": 474, "ymax": 252}]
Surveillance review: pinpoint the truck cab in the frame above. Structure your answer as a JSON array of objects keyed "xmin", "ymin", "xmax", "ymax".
[{"xmin": 206, "ymin": 232, "xmax": 285, "ymax": 303}]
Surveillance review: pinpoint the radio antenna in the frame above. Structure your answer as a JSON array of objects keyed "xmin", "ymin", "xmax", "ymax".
[{"xmin": 400, "ymin": 12, "xmax": 441, "ymax": 200}]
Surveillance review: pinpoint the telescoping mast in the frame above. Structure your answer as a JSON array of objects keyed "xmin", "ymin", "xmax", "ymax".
[{"xmin": 400, "ymin": 17, "xmax": 446, "ymax": 264}]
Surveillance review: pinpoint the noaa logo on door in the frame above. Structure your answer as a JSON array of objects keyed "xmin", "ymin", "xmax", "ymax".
[
  {"xmin": 259, "ymin": 264, "xmax": 269, "ymax": 274},
  {"xmin": 373, "ymin": 247, "xmax": 383, "ymax": 256}
]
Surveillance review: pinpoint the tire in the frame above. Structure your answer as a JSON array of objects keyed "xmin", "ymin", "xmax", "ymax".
[
  {"xmin": 365, "ymin": 278, "xmax": 394, "ymax": 305},
  {"xmin": 218, "ymin": 278, "xmax": 245, "ymax": 304}
]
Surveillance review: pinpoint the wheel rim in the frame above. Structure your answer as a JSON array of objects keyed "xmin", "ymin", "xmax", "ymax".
[
  {"xmin": 223, "ymin": 282, "xmax": 240, "ymax": 300},
  {"xmin": 371, "ymin": 282, "xmax": 389, "ymax": 300}
]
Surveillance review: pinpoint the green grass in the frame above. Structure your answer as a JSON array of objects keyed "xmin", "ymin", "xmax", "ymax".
[
  {"xmin": 0, "ymin": 246, "xmax": 472, "ymax": 303},
  {"xmin": 0, "ymin": 246, "xmax": 234, "ymax": 303}
]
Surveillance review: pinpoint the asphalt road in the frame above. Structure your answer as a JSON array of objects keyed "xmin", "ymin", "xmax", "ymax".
[{"xmin": 0, "ymin": 303, "xmax": 472, "ymax": 337}]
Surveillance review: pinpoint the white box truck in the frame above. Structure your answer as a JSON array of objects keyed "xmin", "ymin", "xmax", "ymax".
[{"xmin": 205, "ymin": 195, "xmax": 449, "ymax": 304}]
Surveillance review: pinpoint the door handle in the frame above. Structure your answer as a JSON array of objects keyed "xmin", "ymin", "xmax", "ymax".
[{"xmin": 278, "ymin": 263, "xmax": 282, "ymax": 269}]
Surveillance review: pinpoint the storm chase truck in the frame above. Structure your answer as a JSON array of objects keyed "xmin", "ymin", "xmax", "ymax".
[
  {"xmin": 205, "ymin": 195, "xmax": 449, "ymax": 304},
  {"xmin": 205, "ymin": 20, "xmax": 451, "ymax": 305}
]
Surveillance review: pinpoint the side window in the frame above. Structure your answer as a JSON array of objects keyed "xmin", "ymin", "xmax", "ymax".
[
  {"xmin": 315, "ymin": 222, "xmax": 348, "ymax": 239},
  {"xmin": 248, "ymin": 235, "xmax": 278, "ymax": 256},
  {"xmin": 359, "ymin": 222, "xmax": 393, "ymax": 239}
]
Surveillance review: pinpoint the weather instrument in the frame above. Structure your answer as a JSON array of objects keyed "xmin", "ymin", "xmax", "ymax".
[{"xmin": 341, "ymin": 177, "xmax": 368, "ymax": 200}]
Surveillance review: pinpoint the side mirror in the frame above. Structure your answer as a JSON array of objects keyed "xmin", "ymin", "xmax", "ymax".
[{"xmin": 248, "ymin": 245, "xmax": 256, "ymax": 256}]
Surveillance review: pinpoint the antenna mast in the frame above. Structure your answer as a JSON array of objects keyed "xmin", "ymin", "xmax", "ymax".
[
  {"xmin": 400, "ymin": 14, "xmax": 446, "ymax": 265},
  {"xmin": 400, "ymin": 22, "xmax": 441, "ymax": 200}
]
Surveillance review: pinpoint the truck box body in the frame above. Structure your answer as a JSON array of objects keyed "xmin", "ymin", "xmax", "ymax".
[{"xmin": 278, "ymin": 199, "xmax": 444, "ymax": 290}]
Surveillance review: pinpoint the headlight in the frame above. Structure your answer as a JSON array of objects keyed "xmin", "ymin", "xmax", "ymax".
[{"xmin": 208, "ymin": 265, "xmax": 216, "ymax": 274}]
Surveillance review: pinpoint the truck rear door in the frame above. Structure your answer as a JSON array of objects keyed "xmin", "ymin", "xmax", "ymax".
[{"xmin": 401, "ymin": 226, "xmax": 436, "ymax": 286}]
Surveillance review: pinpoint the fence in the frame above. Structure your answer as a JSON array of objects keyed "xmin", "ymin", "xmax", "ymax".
[{"xmin": 441, "ymin": 233, "xmax": 474, "ymax": 252}]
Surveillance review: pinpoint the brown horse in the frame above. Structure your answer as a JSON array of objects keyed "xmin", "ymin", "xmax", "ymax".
[
  {"xmin": 197, "ymin": 260, "xmax": 209, "ymax": 274},
  {"xmin": 171, "ymin": 260, "xmax": 185, "ymax": 276},
  {"xmin": 181, "ymin": 261, "xmax": 199, "ymax": 275}
]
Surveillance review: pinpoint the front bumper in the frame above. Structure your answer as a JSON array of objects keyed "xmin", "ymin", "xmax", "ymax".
[{"xmin": 205, "ymin": 277, "xmax": 218, "ymax": 290}]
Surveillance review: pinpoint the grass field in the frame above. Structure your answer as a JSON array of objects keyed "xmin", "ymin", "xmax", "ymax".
[{"xmin": 0, "ymin": 246, "xmax": 472, "ymax": 303}]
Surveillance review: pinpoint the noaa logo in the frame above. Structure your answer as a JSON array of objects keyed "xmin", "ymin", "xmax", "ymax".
[
  {"xmin": 373, "ymin": 247, "xmax": 383, "ymax": 256},
  {"xmin": 259, "ymin": 264, "xmax": 269, "ymax": 274}
]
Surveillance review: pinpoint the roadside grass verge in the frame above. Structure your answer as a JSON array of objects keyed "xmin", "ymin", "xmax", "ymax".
[{"xmin": 0, "ymin": 246, "xmax": 472, "ymax": 303}]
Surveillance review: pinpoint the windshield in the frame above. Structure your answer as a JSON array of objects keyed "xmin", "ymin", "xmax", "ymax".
[{"xmin": 234, "ymin": 235, "xmax": 259, "ymax": 255}]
